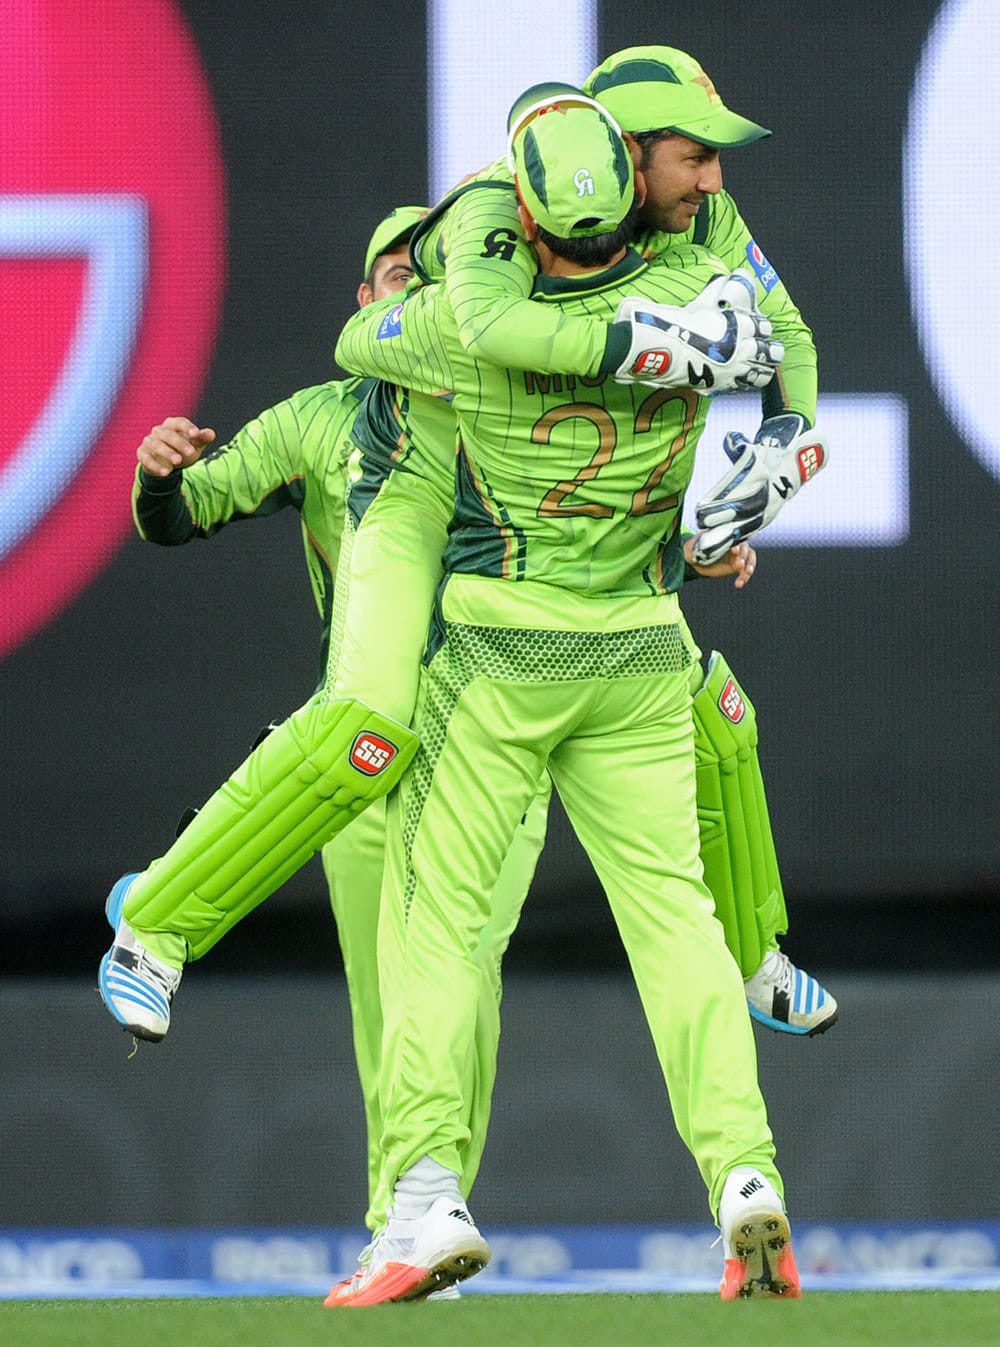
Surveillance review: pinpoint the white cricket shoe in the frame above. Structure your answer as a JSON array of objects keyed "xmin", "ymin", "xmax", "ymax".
[
  {"xmin": 324, "ymin": 1196, "xmax": 490, "ymax": 1307},
  {"xmin": 718, "ymin": 1167, "xmax": 801, "ymax": 1300},
  {"xmin": 745, "ymin": 948, "xmax": 838, "ymax": 1036},
  {"xmin": 98, "ymin": 873, "xmax": 182, "ymax": 1042}
]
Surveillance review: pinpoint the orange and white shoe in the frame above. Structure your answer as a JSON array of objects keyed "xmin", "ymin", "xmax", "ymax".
[
  {"xmin": 718, "ymin": 1168, "xmax": 802, "ymax": 1300},
  {"xmin": 324, "ymin": 1197, "xmax": 489, "ymax": 1308}
]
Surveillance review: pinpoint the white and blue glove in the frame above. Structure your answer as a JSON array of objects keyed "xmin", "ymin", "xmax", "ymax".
[
  {"xmin": 614, "ymin": 270, "xmax": 783, "ymax": 394},
  {"xmin": 691, "ymin": 413, "xmax": 830, "ymax": 565}
]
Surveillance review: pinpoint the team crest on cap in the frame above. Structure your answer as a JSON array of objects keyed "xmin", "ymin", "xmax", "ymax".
[
  {"xmin": 718, "ymin": 677, "xmax": 746, "ymax": 723},
  {"xmin": 350, "ymin": 732, "xmax": 398, "ymax": 775}
]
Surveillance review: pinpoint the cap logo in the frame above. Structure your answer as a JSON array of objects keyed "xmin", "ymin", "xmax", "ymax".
[
  {"xmin": 692, "ymin": 71, "xmax": 721, "ymax": 106},
  {"xmin": 574, "ymin": 168, "xmax": 596, "ymax": 198}
]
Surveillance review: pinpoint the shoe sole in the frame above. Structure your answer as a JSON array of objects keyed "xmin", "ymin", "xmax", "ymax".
[
  {"xmin": 721, "ymin": 1210, "xmax": 801, "ymax": 1299},
  {"xmin": 333, "ymin": 1241, "xmax": 490, "ymax": 1308},
  {"xmin": 749, "ymin": 1004, "xmax": 839, "ymax": 1037}
]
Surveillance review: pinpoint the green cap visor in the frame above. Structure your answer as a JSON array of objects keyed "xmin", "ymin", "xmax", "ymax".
[
  {"xmin": 363, "ymin": 205, "xmax": 428, "ymax": 278},
  {"xmin": 585, "ymin": 47, "xmax": 770, "ymax": 147}
]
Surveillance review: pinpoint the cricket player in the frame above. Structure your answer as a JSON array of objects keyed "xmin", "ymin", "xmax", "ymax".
[
  {"xmin": 326, "ymin": 93, "xmax": 800, "ymax": 1307},
  {"xmin": 102, "ymin": 208, "xmax": 549, "ymax": 1246},
  {"xmin": 344, "ymin": 48, "xmax": 835, "ymax": 1036}
]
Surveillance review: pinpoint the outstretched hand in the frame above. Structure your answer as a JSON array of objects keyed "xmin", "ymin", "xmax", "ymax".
[{"xmin": 137, "ymin": 417, "xmax": 217, "ymax": 477}]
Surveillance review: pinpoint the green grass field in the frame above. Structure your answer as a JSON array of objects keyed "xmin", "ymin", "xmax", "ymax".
[{"xmin": 2, "ymin": 1291, "xmax": 998, "ymax": 1347}]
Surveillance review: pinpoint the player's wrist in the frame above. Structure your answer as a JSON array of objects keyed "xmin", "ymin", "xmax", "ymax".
[
  {"xmin": 138, "ymin": 465, "xmax": 184, "ymax": 493},
  {"xmin": 599, "ymin": 322, "xmax": 633, "ymax": 375}
]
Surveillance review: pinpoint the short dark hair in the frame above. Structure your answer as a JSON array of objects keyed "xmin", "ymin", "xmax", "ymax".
[
  {"xmin": 631, "ymin": 129, "xmax": 681, "ymax": 169},
  {"xmin": 536, "ymin": 199, "xmax": 641, "ymax": 267}
]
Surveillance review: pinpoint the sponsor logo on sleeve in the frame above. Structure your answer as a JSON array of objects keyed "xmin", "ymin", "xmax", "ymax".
[
  {"xmin": 745, "ymin": 239, "xmax": 779, "ymax": 292},
  {"xmin": 376, "ymin": 303, "xmax": 404, "ymax": 340},
  {"xmin": 350, "ymin": 732, "xmax": 398, "ymax": 775}
]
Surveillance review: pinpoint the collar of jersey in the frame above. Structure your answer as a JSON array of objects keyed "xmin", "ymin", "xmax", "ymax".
[{"xmin": 531, "ymin": 246, "xmax": 647, "ymax": 298}]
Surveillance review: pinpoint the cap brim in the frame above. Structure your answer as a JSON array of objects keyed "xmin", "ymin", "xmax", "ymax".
[{"xmin": 664, "ymin": 109, "xmax": 770, "ymax": 148}]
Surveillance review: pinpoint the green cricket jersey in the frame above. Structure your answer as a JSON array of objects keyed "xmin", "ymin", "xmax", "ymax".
[
  {"xmin": 409, "ymin": 164, "xmax": 816, "ymax": 421},
  {"xmin": 132, "ymin": 379, "xmax": 370, "ymax": 677},
  {"xmin": 338, "ymin": 244, "xmax": 730, "ymax": 598}
]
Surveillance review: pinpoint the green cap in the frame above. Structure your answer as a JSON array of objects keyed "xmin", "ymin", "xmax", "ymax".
[
  {"xmin": 363, "ymin": 205, "xmax": 428, "ymax": 278},
  {"xmin": 584, "ymin": 46, "xmax": 770, "ymax": 147},
  {"xmin": 507, "ymin": 86, "xmax": 634, "ymax": 240}
]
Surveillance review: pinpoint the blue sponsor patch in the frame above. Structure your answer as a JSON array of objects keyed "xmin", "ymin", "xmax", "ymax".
[
  {"xmin": 745, "ymin": 239, "xmax": 780, "ymax": 292},
  {"xmin": 376, "ymin": 302, "xmax": 404, "ymax": 340}
]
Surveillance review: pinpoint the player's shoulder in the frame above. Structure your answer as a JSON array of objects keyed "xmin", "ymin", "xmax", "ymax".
[
  {"xmin": 643, "ymin": 242, "xmax": 729, "ymax": 296},
  {"xmin": 270, "ymin": 378, "xmax": 363, "ymax": 419},
  {"xmin": 413, "ymin": 162, "xmax": 516, "ymax": 280},
  {"xmin": 243, "ymin": 379, "xmax": 362, "ymax": 455}
]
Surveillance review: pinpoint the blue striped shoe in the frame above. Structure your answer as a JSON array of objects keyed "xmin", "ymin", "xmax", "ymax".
[
  {"xmin": 98, "ymin": 873, "xmax": 182, "ymax": 1042},
  {"xmin": 745, "ymin": 949, "xmax": 838, "ymax": 1036}
]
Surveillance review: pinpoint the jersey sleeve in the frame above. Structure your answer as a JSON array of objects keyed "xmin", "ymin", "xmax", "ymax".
[
  {"xmin": 335, "ymin": 288, "xmax": 461, "ymax": 395},
  {"xmin": 437, "ymin": 180, "xmax": 615, "ymax": 376},
  {"xmin": 131, "ymin": 385, "xmax": 349, "ymax": 543}
]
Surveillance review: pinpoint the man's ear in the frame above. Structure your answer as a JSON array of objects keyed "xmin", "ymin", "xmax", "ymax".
[
  {"xmin": 356, "ymin": 282, "xmax": 374, "ymax": 309},
  {"xmin": 517, "ymin": 201, "xmax": 539, "ymax": 241},
  {"xmin": 633, "ymin": 169, "xmax": 647, "ymax": 211},
  {"xmin": 623, "ymin": 131, "xmax": 643, "ymax": 170}
]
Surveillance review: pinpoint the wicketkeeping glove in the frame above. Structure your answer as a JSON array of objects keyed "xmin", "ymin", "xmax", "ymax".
[
  {"xmin": 613, "ymin": 270, "xmax": 784, "ymax": 394},
  {"xmin": 691, "ymin": 413, "xmax": 829, "ymax": 564}
]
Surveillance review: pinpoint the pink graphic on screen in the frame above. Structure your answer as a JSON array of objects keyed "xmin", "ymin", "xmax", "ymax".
[{"xmin": 0, "ymin": 0, "xmax": 226, "ymax": 657}]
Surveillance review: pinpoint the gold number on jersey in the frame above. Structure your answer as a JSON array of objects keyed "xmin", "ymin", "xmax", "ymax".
[
  {"xmin": 629, "ymin": 387, "xmax": 698, "ymax": 515},
  {"xmin": 534, "ymin": 404, "xmax": 616, "ymax": 519},
  {"xmin": 533, "ymin": 389, "xmax": 698, "ymax": 519}
]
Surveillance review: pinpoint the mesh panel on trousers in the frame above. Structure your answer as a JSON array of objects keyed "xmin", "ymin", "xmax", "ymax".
[{"xmin": 399, "ymin": 621, "xmax": 690, "ymax": 919}]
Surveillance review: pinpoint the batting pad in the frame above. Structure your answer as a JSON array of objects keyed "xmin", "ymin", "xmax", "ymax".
[
  {"xmin": 123, "ymin": 698, "xmax": 419, "ymax": 961},
  {"xmin": 692, "ymin": 651, "xmax": 788, "ymax": 979}
]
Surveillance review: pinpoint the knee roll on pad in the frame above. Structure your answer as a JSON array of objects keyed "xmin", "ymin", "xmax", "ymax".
[
  {"xmin": 692, "ymin": 651, "xmax": 788, "ymax": 979},
  {"xmin": 123, "ymin": 698, "xmax": 419, "ymax": 960}
]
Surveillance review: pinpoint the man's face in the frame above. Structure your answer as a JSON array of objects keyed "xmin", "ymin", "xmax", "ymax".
[
  {"xmin": 634, "ymin": 133, "xmax": 723, "ymax": 233},
  {"xmin": 357, "ymin": 244, "xmax": 414, "ymax": 308}
]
